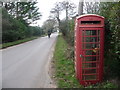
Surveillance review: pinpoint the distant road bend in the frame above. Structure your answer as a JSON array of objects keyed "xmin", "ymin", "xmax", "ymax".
[{"xmin": 2, "ymin": 32, "xmax": 58, "ymax": 88}]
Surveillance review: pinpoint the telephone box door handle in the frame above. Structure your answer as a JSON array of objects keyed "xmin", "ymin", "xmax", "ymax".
[{"xmin": 80, "ymin": 55, "xmax": 83, "ymax": 58}]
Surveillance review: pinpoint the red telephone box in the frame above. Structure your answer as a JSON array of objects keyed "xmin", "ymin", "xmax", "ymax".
[{"xmin": 74, "ymin": 14, "xmax": 104, "ymax": 86}]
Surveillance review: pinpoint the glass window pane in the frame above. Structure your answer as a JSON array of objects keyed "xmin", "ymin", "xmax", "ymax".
[
  {"xmin": 82, "ymin": 37, "xmax": 84, "ymax": 42},
  {"xmin": 82, "ymin": 69, "xmax": 97, "ymax": 74},
  {"xmin": 98, "ymin": 30, "xmax": 100, "ymax": 36},
  {"xmin": 82, "ymin": 63, "xmax": 97, "ymax": 68},
  {"xmin": 85, "ymin": 30, "xmax": 97, "ymax": 36},
  {"xmin": 85, "ymin": 43, "xmax": 100, "ymax": 49},
  {"xmin": 86, "ymin": 50, "xmax": 96, "ymax": 55},
  {"xmin": 82, "ymin": 75, "xmax": 97, "ymax": 80},
  {"xmin": 86, "ymin": 37, "xmax": 97, "ymax": 42},
  {"xmin": 86, "ymin": 43, "xmax": 96, "ymax": 49},
  {"xmin": 86, "ymin": 30, "xmax": 91, "ymax": 35},
  {"xmin": 83, "ymin": 56, "xmax": 100, "ymax": 62},
  {"xmin": 84, "ymin": 56, "xmax": 97, "ymax": 61}
]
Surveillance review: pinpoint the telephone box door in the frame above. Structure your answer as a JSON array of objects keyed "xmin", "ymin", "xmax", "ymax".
[{"xmin": 80, "ymin": 28, "xmax": 104, "ymax": 85}]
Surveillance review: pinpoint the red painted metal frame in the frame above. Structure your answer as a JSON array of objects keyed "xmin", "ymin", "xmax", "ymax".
[{"xmin": 74, "ymin": 14, "xmax": 104, "ymax": 86}]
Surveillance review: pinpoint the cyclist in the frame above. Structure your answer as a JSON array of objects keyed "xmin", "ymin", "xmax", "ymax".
[{"xmin": 47, "ymin": 30, "xmax": 51, "ymax": 38}]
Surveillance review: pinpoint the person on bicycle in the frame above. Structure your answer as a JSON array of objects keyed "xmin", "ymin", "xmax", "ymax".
[{"xmin": 47, "ymin": 30, "xmax": 51, "ymax": 38}]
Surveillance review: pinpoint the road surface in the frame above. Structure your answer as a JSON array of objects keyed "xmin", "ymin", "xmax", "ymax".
[{"xmin": 2, "ymin": 33, "xmax": 58, "ymax": 88}]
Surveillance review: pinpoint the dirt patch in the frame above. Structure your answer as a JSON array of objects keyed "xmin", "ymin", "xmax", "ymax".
[
  {"xmin": 48, "ymin": 59, "xmax": 57, "ymax": 88},
  {"xmin": 48, "ymin": 38, "xmax": 57, "ymax": 88},
  {"xmin": 109, "ymin": 77, "xmax": 120, "ymax": 87}
]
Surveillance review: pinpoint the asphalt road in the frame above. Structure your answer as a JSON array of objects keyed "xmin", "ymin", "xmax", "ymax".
[{"xmin": 2, "ymin": 32, "xmax": 58, "ymax": 88}]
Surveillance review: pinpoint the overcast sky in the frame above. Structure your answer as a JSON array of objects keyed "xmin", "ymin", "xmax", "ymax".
[
  {"xmin": 34, "ymin": 0, "xmax": 119, "ymax": 27},
  {"xmin": 34, "ymin": 0, "xmax": 79, "ymax": 27}
]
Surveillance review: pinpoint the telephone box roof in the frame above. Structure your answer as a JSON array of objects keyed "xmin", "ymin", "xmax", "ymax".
[{"xmin": 76, "ymin": 14, "xmax": 104, "ymax": 19}]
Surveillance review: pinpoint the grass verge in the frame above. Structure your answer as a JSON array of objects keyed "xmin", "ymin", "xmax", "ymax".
[
  {"xmin": 53, "ymin": 35, "xmax": 118, "ymax": 88},
  {"xmin": 1, "ymin": 37, "xmax": 38, "ymax": 49},
  {"xmin": 53, "ymin": 35, "xmax": 83, "ymax": 88}
]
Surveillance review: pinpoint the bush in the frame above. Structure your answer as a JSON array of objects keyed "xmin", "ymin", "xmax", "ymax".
[
  {"xmin": 99, "ymin": 2, "xmax": 120, "ymax": 79},
  {"xmin": 2, "ymin": 8, "xmax": 44, "ymax": 43},
  {"xmin": 59, "ymin": 20, "xmax": 68, "ymax": 36},
  {"xmin": 2, "ymin": 8, "xmax": 27, "ymax": 43},
  {"xmin": 60, "ymin": 19, "xmax": 75, "ymax": 46}
]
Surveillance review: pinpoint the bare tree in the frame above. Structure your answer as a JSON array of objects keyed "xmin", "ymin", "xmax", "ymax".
[
  {"xmin": 60, "ymin": 0, "xmax": 76, "ymax": 32},
  {"xmin": 50, "ymin": 1, "xmax": 76, "ymax": 32},
  {"xmin": 42, "ymin": 19, "xmax": 56, "ymax": 33},
  {"xmin": 61, "ymin": 1, "xmax": 76, "ymax": 20},
  {"xmin": 50, "ymin": 2, "xmax": 62, "ymax": 28},
  {"xmin": 84, "ymin": 2, "xmax": 100, "ymax": 14}
]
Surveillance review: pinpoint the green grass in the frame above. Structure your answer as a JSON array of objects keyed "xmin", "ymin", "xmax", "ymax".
[
  {"xmin": 53, "ymin": 35, "xmax": 83, "ymax": 88},
  {"xmin": 1, "ymin": 37, "xmax": 38, "ymax": 49},
  {"xmin": 53, "ymin": 35, "xmax": 118, "ymax": 88},
  {"xmin": 85, "ymin": 81, "xmax": 118, "ymax": 88}
]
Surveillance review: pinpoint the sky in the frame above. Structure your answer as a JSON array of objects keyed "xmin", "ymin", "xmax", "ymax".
[
  {"xmin": 33, "ymin": 0, "xmax": 120, "ymax": 27},
  {"xmin": 34, "ymin": 0, "xmax": 79, "ymax": 27}
]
